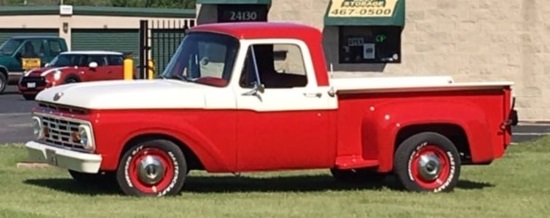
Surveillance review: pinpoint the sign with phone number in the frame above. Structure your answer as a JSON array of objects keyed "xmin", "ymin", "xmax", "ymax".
[{"xmin": 328, "ymin": 0, "xmax": 398, "ymax": 17}]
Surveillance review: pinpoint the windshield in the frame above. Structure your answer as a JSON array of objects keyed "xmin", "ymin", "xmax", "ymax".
[
  {"xmin": 160, "ymin": 32, "xmax": 240, "ymax": 87},
  {"xmin": 0, "ymin": 39, "xmax": 22, "ymax": 56},
  {"xmin": 49, "ymin": 54, "xmax": 76, "ymax": 67}
]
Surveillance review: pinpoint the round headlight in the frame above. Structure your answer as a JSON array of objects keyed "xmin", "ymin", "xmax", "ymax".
[
  {"xmin": 78, "ymin": 125, "xmax": 95, "ymax": 152},
  {"xmin": 53, "ymin": 70, "xmax": 62, "ymax": 80},
  {"xmin": 32, "ymin": 117, "xmax": 43, "ymax": 139},
  {"xmin": 78, "ymin": 127, "xmax": 88, "ymax": 145}
]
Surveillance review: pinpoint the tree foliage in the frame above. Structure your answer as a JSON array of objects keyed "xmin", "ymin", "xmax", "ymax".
[{"xmin": 0, "ymin": 0, "xmax": 196, "ymax": 8}]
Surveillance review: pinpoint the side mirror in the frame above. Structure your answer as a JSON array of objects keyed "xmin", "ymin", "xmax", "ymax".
[
  {"xmin": 88, "ymin": 62, "xmax": 98, "ymax": 68},
  {"xmin": 243, "ymin": 81, "xmax": 265, "ymax": 97},
  {"xmin": 257, "ymin": 82, "xmax": 265, "ymax": 93}
]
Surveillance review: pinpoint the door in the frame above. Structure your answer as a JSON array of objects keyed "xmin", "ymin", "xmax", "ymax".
[
  {"xmin": 84, "ymin": 54, "xmax": 111, "ymax": 81},
  {"xmin": 16, "ymin": 39, "xmax": 51, "ymax": 72},
  {"xmin": 235, "ymin": 41, "xmax": 334, "ymax": 171},
  {"xmin": 106, "ymin": 54, "xmax": 125, "ymax": 80}
]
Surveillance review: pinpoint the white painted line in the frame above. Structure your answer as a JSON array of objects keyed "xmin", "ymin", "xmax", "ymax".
[
  {"xmin": 517, "ymin": 122, "xmax": 550, "ymax": 126},
  {"xmin": 0, "ymin": 113, "xmax": 31, "ymax": 117},
  {"xmin": 8, "ymin": 123, "xmax": 32, "ymax": 128},
  {"xmin": 513, "ymin": 133, "xmax": 550, "ymax": 136}
]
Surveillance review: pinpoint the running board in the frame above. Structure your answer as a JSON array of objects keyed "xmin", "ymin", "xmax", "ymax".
[{"xmin": 335, "ymin": 156, "xmax": 379, "ymax": 169}]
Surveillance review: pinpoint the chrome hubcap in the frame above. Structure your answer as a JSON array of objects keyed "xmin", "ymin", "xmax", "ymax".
[
  {"xmin": 137, "ymin": 155, "xmax": 165, "ymax": 185},
  {"xmin": 417, "ymin": 154, "xmax": 442, "ymax": 181}
]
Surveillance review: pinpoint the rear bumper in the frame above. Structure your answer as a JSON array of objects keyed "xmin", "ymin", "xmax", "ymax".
[
  {"xmin": 510, "ymin": 97, "xmax": 518, "ymax": 126},
  {"xmin": 25, "ymin": 141, "xmax": 102, "ymax": 174},
  {"xmin": 510, "ymin": 109, "xmax": 518, "ymax": 126},
  {"xmin": 17, "ymin": 76, "xmax": 49, "ymax": 94}
]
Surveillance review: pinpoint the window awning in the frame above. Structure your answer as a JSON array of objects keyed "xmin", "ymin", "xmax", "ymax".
[
  {"xmin": 324, "ymin": 0, "xmax": 405, "ymax": 26},
  {"xmin": 197, "ymin": 0, "xmax": 271, "ymax": 4}
]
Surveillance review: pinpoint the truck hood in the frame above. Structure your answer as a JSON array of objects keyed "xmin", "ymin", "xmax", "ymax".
[{"xmin": 35, "ymin": 79, "xmax": 226, "ymax": 110}]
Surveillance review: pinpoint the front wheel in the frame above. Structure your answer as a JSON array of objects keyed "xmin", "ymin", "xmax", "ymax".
[
  {"xmin": 22, "ymin": 94, "xmax": 36, "ymax": 100},
  {"xmin": 65, "ymin": 78, "xmax": 79, "ymax": 84},
  {"xmin": 393, "ymin": 132, "xmax": 461, "ymax": 192},
  {"xmin": 116, "ymin": 139, "xmax": 187, "ymax": 197}
]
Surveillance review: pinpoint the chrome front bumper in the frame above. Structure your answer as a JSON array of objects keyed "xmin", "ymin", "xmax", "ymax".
[{"xmin": 25, "ymin": 141, "xmax": 102, "ymax": 174}]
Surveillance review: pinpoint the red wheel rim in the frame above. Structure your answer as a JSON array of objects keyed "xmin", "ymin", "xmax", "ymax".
[
  {"xmin": 128, "ymin": 147, "xmax": 175, "ymax": 194},
  {"xmin": 409, "ymin": 144, "xmax": 451, "ymax": 190}
]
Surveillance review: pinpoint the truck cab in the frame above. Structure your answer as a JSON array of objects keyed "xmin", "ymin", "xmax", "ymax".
[
  {"xmin": 0, "ymin": 36, "xmax": 68, "ymax": 94},
  {"xmin": 24, "ymin": 22, "xmax": 516, "ymax": 197}
]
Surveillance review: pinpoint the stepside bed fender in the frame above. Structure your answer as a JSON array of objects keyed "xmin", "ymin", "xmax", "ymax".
[{"xmin": 362, "ymin": 99, "xmax": 494, "ymax": 172}]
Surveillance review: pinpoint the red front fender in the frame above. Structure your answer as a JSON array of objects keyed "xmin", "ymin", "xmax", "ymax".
[{"xmin": 92, "ymin": 110, "xmax": 236, "ymax": 172}]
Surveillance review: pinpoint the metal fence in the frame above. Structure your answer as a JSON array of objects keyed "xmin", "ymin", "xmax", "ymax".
[{"xmin": 138, "ymin": 19, "xmax": 196, "ymax": 79}]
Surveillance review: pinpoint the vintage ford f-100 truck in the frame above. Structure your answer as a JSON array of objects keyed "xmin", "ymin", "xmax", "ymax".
[{"xmin": 25, "ymin": 22, "xmax": 517, "ymax": 197}]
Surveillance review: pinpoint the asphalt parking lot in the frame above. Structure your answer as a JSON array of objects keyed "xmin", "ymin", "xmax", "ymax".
[{"xmin": 1, "ymin": 84, "xmax": 549, "ymax": 145}]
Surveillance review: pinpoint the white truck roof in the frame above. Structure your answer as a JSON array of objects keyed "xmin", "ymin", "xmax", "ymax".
[{"xmin": 60, "ymin": 51, "xmax": 123, "ymax": 55}]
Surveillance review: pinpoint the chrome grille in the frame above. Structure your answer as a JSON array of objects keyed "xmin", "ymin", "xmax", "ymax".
[
  {"xmin": 40, "ymin": 115, "xmax": 85, "ymax": 150},
  {"xmin": 37, "ymin": 102, "xmax": 88, "ymax": 114}
]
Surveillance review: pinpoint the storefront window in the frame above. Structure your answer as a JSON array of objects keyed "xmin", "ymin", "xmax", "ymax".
[{"xmin": 338, "ymin": 26, "xmax": 401, "ymax": 64}]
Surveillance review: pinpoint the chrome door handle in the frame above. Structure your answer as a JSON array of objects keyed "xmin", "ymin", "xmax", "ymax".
[{"xmin": 303, "ymin": 92, "xmax": 322, "ymax": 98}]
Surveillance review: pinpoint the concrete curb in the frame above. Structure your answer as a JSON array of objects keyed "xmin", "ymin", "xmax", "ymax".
[
  {"xmin": 16, "ymin": 161, "xmax": 54, "ymax": 169},
  {"xmin": 518, "ymin": 121, "xmax": 550, "ymax": 126}
]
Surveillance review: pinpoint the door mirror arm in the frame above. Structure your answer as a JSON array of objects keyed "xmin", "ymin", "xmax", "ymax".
[
  {"xmin": 243, "ymin": 81, "xmax": 264, "ymax": 95},
  {"xmin": 241, "ymin": 45, "xmax": 264, "ymax": 101}
]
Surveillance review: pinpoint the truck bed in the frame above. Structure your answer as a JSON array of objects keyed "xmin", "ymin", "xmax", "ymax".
[{"xmin": 331, "ymin": 76, "xmax": 514, "ymax": 171}]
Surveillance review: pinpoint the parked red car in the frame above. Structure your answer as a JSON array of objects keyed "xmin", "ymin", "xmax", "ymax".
[{"xmin": 17, "ymin": 51, "xmax": 127, "ymax": 100}]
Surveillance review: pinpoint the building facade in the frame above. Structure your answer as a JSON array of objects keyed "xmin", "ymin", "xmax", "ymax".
[{"xmin": 0, "ymin": 6, "xmax": 196, "ymax": 66}]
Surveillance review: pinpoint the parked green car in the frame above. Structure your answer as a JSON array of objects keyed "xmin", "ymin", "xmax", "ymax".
[{"xmin": 0, "ymin": 36, "xmax": 68, "ymax": 94}]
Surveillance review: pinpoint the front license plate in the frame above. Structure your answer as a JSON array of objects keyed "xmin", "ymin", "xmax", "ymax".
[
  {"xmin": 27, "ymin": 82, "xmax": 36, "ymax": 88},
  {"xmin": 45, "ymin": 149, "xmax": 57, "ymax": 166}
]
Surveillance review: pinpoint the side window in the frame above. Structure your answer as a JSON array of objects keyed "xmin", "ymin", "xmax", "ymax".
[
  {"xmin": 273, "ymin": 44, "xmax": 307, "ymax": 77},
  {"xmin": 20, "ymin": 39, "xmax": 44, "ymax": 58},
  {"xmin": 239, "ymin": 43, "xmax": 308, "ymax": 89},
  {"xmin": 108, "ymin": 55, "xmax": 123, "ymax": 66},
  {"xmin": 48, "ymin": 40, "xmax": 63, "ymax": 56},
  {"xmin": 88, "ymin": 55, "xmax": 107, "ymax": 66}
]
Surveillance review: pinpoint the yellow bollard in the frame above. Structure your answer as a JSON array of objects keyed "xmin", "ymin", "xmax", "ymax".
[
  {"xmin": 147, "ymin": 59, "xmax": 155, "ymax": 80},
  {"xmin": 123, "ymin": 55, "xmax": 134, "ymax": 80}
]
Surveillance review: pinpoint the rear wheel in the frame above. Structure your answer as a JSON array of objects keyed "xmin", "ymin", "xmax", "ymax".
[
  {"xmin": 116, "ymin": 139, "xmax": 187, "ymax": 197},
  {"xmin": 393, "ymin": 132, "xmax": 461, "ymax": 192}
]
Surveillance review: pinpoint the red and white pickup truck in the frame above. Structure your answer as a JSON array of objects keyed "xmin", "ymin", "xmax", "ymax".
[{"xmin": 25, "ymin": 22, "xmax": 517, "ymax": 197}]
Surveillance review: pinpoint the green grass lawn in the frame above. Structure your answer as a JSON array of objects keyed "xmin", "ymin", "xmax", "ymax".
[{"xmin": 1, "ymin": 137, "xmax": 550, "ymax": 218}]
